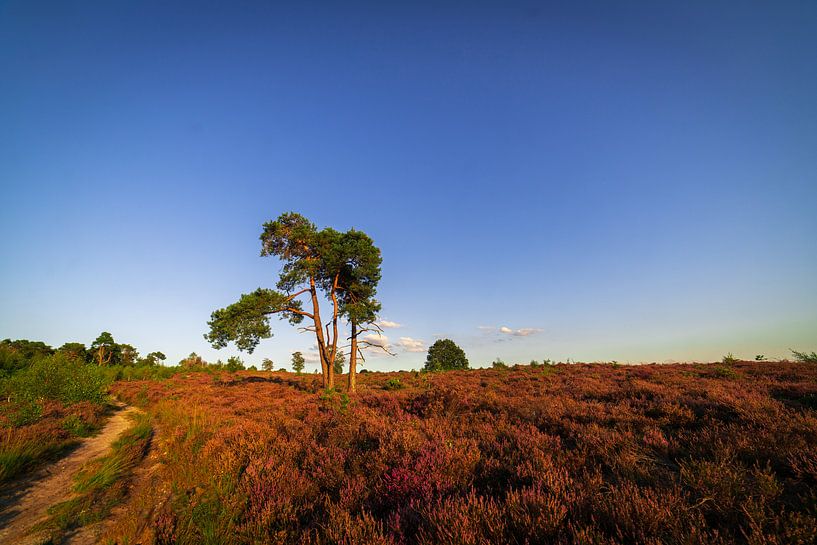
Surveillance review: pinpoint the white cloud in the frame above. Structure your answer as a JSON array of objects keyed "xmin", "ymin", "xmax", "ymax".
[
  {"xmin": 396, "ymin": 337, "xmax": 425, "ymax": 353},
  {"xmin": 302, "ymin": 345, "xmax": 322, "ymax": 364},
  {"xmin": 377, "ymin": 320, "xmax": 402, "ymax": 329},
  {"xmin": 362, "ymin": 333, "xmax": 390, "ymax": 349},
  {"xmin": 493, "ymin": 326, "xmax": 544, "ymax": 337}
]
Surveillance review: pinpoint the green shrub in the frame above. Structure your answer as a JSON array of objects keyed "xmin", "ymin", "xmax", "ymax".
[
  {"xmin": 384, "ymin": 378, "xmax": 404, "ymax": 390},
  {"xmin": 225, "ymin": 356, "xmax": 245, "ymax": 373},
  {"xmin": 492, "ymin": 358, "xmax": 508, "ymax": 369},
  {"xmin": 62, "ymin": 415, "xmax": 95, "ymax": 437},
  {"xmin": 2, "ymin": 399, "xmax": 43, "ymax": 426},
  {"xmin": 3, "ymin": 353, "xmax": 109, "ymax": 407},
  {"xmin": 713, "ymin": 365, "xmax": 739, "ymax": 379},
  {"xmin": 791, "ymin": 349, "xmax": 817, "ymax": 364},
  {"xmin": 721, "ymin": 353, "xmax": 739, "ymax": 365}
]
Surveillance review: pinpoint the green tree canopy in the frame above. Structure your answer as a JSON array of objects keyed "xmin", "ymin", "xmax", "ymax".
[
  {"xmin": 291, "ymin": 351, "xmax": 305, "ymax": 374},
  {"xmin": 225, "ymin": 356, "xmax": 245, "ymax": 372},
  {"xmin": 424, "ymin": 339, "xmax": 469, "ymax": 371},
  {"xmin": 57, "ymin": 342, "xmax": 88, "ymax": 362},
  {"xmin": 119, "ymin": 344, "xmax": 139, "ymax": 366},
  {"xmin": 332, "ymin": 349, "xmax": 346, "ymax": 375},
  {"xmin": 205, "ymin": 212, "xmax": 384, "ymax": 391},
  {"xmin": 141, "ymin": 351, "xmax": 166, "ymax": 366},
  {"xmin": 90, "ymin": 332, "xmax": 119, "ymax": 366}
]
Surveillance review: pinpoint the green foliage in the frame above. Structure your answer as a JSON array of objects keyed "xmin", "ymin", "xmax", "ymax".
[
  {"xmin": 57, "ymin": 342, "xmax": 88, "ymax": 362},
  {"xmin": 384, "ymin": 378, "xmax": 404, "ymax": 390},
  {"xmin": 330, "ymin": 229, "xmax": 383, "ymax": 327},
  {"xmin": 755, "ymin": 354, "xmax": 767, "ymax": 361},
  {"xmin": 318, "ymin": 388, "xmax": 351, "ymax": 412},
  {"xmin": 424, "ymin": 339, "xmax": 469, "ymax": 371},
  {"xmin": 101, "ymin": 364, "xmax": 187, "ymax": 382},
  {"xmin": 492, "ymin": 358, "xmax": 508, "ymax": 369},
  {"xmin": 62, "ymin": 414, "xmax": 95, "ymax": 437},
  {"xmin": 3, "ymin": 398, "xmax": 43, "ymax": 426},
  {"xmin": 790, "ymin": 349, "xmax": 817, "ymax": 364},
  {"xmin": 179, "ymin": 352, "xmax": 207, "ymax": 368},
  {"xmin": 262, "ymin": 358, "xmax": 274, "ymax": 372},
  {"xmin": 206, "ymin": 212, "xmax": 384, "ymax": 391},
  {"xmin": 90, "ymin": 331, "xmax": 120, "ymax": 365},
  {"xmin": 713, "ymin": 365, "xmax": 739, "ymax": 379},
  {"xmin": 332, "ymin": 349, "xmax": 345, "ymax": 375},
  {"xmin": 118, "ymin": 343, "xmax": 139, "ymax": 366},
  {"xmin": 225, "ymin": 356, "xmax": 245, "ymax": 373},
  {"xmin": 3, "ymin": 353, "xmax": 110, "ymax": 407},
  {"xmin": 139, "ymin": 351, "xmax": 166, "ymax": 366},
  {"xmin": 205, "ymin": 288, "xmax": 303, "ymax": 353},
  {"xmin": 292, "ymin": 351, "xmax": 305, "ymax": 374},
  {"xmin": 0, "ymin": 339, "xmax": 54, "ymax": 378},
  {"xmin": 722, "ymin": 353, "xmax": 739, "ymax": 365}
]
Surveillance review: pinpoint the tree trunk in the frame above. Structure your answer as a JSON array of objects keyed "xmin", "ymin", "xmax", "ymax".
[
  {"xmin": 348, "ymin": 322, "xmax": 358, "ymax": 393},
  {"xmin": 309, "ymin": 277, "xmax": 330, "ymax": 388},
  {"xmin": 327, "ymin": 273, "xmax": 340, "ymax": 390}
]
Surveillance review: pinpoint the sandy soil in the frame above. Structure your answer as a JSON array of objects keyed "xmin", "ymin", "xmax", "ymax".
[{"xmin": 0, "ymin": 402, "xmax": 142, "ymax": 545}]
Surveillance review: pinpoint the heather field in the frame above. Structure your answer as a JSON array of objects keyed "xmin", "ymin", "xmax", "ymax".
[{"xmin": 102, "ymin": 361, "xmax": 817, "ymax": 545}]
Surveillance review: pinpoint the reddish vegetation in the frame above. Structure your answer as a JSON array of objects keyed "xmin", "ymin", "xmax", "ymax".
[
  {"xmin": 110, "ymin": 362, "xmax": 817, "ymax": 544},
  {"xmin": 0, "ymin": 401, "xmax": 106, "ymax": 482}
]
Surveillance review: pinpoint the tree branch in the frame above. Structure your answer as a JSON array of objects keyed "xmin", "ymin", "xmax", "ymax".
[
  {"xmin": 284, "ymin": 288, "xmax": 310, "ymax": 302},
  {"xmin": 285, "ymin": 307, "xmax": 314, "ymax": 320}
]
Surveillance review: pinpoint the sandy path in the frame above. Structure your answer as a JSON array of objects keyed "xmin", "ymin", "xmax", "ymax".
[{"xmin": 0, "ymin": 403, "xmax": 142, "ymax": 545}]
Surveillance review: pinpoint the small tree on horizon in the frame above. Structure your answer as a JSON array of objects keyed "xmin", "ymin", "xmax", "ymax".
[
  {"xmin": 262, "ymin": 358, "xmax": 274, "ymax": 372},
  {"xmin": 180, "ymin": 352, "xmax": 206, "ymax": 368},
  {"xmin": 291, "ymin": 351, "xmax": 305, "ymax": 374},
  {"xmin": 225, "ymin": 355, "xmax": 245, "ymax": 372},
  {"xmin": 90, "ymin": 332, "xmax": 118, "ymax": 366},
  {"xmin": 332, "ymin": 349, "xmax": 346, "ymax": 375},
  {"xmin": 142, "ymin": 351, "xmax": 166, "ymax": 366},
  {"xmin": 424, "ymin": 339, "xmax": 469, "ymax": 371}
]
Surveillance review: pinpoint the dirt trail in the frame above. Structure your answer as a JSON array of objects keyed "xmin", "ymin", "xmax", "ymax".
[{"xmin": 0, "ymin": 402, "xmax": 142, "ymax": 545}]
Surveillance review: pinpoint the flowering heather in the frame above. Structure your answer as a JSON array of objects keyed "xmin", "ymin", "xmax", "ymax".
[{"xmin": 108, "ymin": 362, "xmax": 817, "ymax": 544}]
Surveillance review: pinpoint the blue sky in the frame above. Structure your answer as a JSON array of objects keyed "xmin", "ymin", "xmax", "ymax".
[{"xmin": 1, "ymin": 1, "xmax": 815, "ymax": 370}]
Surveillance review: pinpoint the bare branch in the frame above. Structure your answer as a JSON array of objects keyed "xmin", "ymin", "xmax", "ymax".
[{"xmin": 359, "ymin": 340, "xmax": 396, "ymax": 357}]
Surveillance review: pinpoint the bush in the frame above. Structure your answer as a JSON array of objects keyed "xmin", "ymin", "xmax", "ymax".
[
  {"xmin": 791, "ymin": 349, "xmax": 817, "ymax": 364},
  {"xmin": 722, "ymin": 353, "xmax": 739, "ymax": 365},
  {"xmin": 492, "ymin": 358, "xmax": 508, "ymax": 369},
  {"xmin": 225, "ymin": 356, "xmax": 246, "ymax": 373},
  {"xmin": 384, "ymin": 378, "xmax": 404, "ymax": 390},
  {"xmin": 3, "ymin": 353, "xmax": 109, "ymax": 407},
  {"xmin": 713, "ymin": 365, "xmax": 739, "ymax": 379}
]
